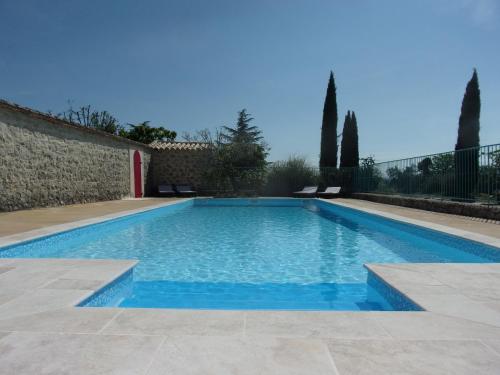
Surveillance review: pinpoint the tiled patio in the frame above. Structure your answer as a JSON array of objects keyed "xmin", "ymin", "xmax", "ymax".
[
  {"xmin": 0, "ymin": 198, "xmax": 180, "ymax": 237},
  {"xmin": 0, "ymin": 198, "xmax": 499, "ymax": 374}
]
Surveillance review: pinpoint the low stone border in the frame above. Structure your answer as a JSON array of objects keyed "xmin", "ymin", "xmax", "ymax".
[{"xmin": 351, "ymin": 193, "xmax": 500, "ymax": 221}]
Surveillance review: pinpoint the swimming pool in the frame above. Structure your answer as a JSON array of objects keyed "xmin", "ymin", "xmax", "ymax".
[{"xmin": 1, "ymin": 198, "xmax": 498, "ymax": 310}]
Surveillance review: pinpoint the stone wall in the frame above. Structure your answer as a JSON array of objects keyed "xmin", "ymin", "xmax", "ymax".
[
  {"xmin": 351, "ymin": 193, "xmax": 500, "ymax": 221},
  {"xmin": 0, "ymin": 102, "xmax": 152, "ymax": 211},
  {"xmin": 150, "ymin": 148, "xmax": 209, "ymax": 194}
]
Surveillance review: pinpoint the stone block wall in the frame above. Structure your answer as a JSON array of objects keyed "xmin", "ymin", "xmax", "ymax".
[
  {"xmin": 150, "ymin": 149, "xmax": 209, "ymax": 194},
  {"xmin": 0, "ymin": 102, "xmax": 151, "ymax": 211}
]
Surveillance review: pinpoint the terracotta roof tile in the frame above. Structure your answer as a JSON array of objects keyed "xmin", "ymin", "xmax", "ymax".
[{"xmin": 150, "ymin": 140, "xmax": 211, "ymax": 151}]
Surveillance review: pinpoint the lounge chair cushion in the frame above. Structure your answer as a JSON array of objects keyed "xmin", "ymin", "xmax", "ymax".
[
  {"xmin": 318, "ymin": 187, "xmax": 341, "ymax": 195},
  {"xmin": 293, "ymin": 186, "xmax": 318, "ymax": 194}
]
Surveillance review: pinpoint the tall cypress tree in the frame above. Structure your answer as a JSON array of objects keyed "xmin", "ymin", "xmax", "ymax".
[
  {"xmin": 454, "ymin": 69, "xmax": 480, "ymax": 199},
  {"xmin": 340, "ymin": 111, "xmax": 351, "ymax": 168},
  {"xmin": 351, "ymin": 111, "xmax": 359, "ymax": 167},
  {"xmin": 455, "ymin": 69, "xmax": 480, "ymax": 151},
  {"xmin": 340, "ymin": 111, "xmax": 359, "ymax": 168},
  {"xmin": 319, "ymin": 72, "xmax": 338, "ymax": 170}
]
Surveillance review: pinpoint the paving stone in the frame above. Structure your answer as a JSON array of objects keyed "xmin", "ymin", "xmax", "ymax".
[
  {"xmin": 147, "ymin": 336, "xmax": 336, "ymax": 375},
  {"xmin": 327, "ymin": 339, "xmax": 500, "ymax": 375},
  {"xmin": 0, "ymin": 332, "xmax": 163, "ymax": 375}
]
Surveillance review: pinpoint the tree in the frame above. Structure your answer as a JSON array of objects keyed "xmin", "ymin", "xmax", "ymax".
[
  {"xmin": 417, "ymin": 157, "xmax": 432, "ymax": 176},
  {"xmin": 221, "ymin": 109, "xmax": 263, "ymax": 144},
  {"xmin": 202, "ymin": 109, "xmax": 269, "ymax": 195},
  {"xmin": 319, "ymin": 71, "xmax": 338, "ymax": 169},
  {"xmin": 431, "ymin": 153, "xmax": 454, "ymax": 174},
  {"xmin": 339, "ymin": 111, "xmax": 359, "ymax": 168},
  {"xmin": 60, "ymin": 104, "xmax": 122, "ymax": 134},
  {"xmin": 357, "ymin": 156, "xmax": 381, "ymax": 191},
  {"xmin": 121, "ymin": 121, "xmax": 177, "ymax": 144},
  {"xmin": 455, "ymin": 69, "xmax": 480, "ymax": 152},
  {"xmin": 454, "ymin": 69, "xmax": 481, "ymax": 199}
]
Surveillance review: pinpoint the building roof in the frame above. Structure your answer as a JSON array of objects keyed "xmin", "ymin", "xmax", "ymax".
[{"xmin": 149, "ymin": 140, "xmax": 211, "ymax": 151}]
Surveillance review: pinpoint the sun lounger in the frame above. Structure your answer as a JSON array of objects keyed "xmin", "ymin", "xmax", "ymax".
[
  {"xmin": 158, "ymin": 184, "xmax": 175, "ymax": 196},
  {"xmin": 293, "ymin": 186, "xmax": 318, "ymax": 197},
  {"xmin": 317, "ymin": 186, "xmax": 341, "ymax": 198},
  {"xmin": 176, "ymin": 184, "xmax": 197, "ymax": 196}
]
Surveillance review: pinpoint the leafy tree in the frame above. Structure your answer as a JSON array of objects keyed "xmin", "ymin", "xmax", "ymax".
[
  {"xmin": 339, "ymin": 111, "xmax": 359, "ymax": 168},
  {"xmin": 60, "ymin": 104, "xmax": 122, "ymax": 134},
  {"xmin": 454, "ymin": 69, "xmax": 481, "ymax": 199},
  {"xmin": 491, "ymin": 150, "xmax": 500, "ymax": 169},
  {"xmin": 198, "ymin": 109, "xmax": 268, "ymax": 195},
  {"xmin": 417, "ymin": 157, "xmax": 432, "ymax": 176},
  {"xmin": 319, "ymin": 72, "xmax": 338, "ymax": 169},
  {"xmin": 121, "ymin": 121, "xmax": 177, "ymax": 144},
  {"xmin": 430, "ymin": 153, "xmax": 454, "ymax": 174},
  {"xmin": 386, "ymin": 165, "xmax": 417, "ymax": 194},
  {"xmin": 355, "ymin": 156, "xmax": 381, "ymax": 191}
]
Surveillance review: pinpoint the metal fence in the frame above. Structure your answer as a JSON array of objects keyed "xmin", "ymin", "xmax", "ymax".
[{"xmin": 341, "ymin": 143, "xmax": 500, "ymax": 205}]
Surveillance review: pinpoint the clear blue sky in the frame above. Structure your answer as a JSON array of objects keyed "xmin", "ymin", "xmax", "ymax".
[{"xmin": 1, "ymin": 0, "xmax": 499, "ymax": 164}]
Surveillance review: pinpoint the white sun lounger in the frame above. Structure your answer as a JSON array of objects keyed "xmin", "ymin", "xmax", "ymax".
[
  {"xmin": 317, "ymin": 186, "xmax": 341, "ymax": 198},
  {"xmin": 293, "ymin": 186, "xmax": 318, "ymax": 197}
]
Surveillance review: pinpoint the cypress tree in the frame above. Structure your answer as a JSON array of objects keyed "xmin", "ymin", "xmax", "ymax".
[
  {"xmin": 454, "ymin": 69, "xmax": 480, "ymax": 199},
  {"xmin": 340, "ymin": 111, "xmax": 351, "ymax": 168},
  {"xmin": 350, "ymin": 111, "xmax": 359, "ymax": 167},
  {"xmin": 319, "ymin": 71, "xmax": 338, "ymax": 170},
  {"xmin": 340, "ymin": 111, "xmax": 359, "ymax": 168}
]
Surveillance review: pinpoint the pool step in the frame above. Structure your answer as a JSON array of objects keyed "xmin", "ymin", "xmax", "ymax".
[{"xmin": 117, "ymin": 281, "xmax": 389, "ymax": 311}]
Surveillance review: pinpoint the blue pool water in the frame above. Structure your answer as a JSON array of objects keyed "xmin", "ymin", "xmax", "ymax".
[{"xmin": 1, "ymin": 198, "xmax": 499, "ymax": 310}]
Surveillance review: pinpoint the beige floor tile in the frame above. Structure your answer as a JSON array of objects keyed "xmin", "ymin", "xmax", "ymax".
[
  {"xmin": 0, "ymin": 332, "xmax": 163, "ymax": 375},
  {"xmin": 244, "ymin": 311, "xmax": 390, "ymax": 339},
  {"xmin": 101, "ymin": 309, "xmax": 245, "ymax": 336},
  {"xmin": 0, "ymin": 289, "xmax": 91, "ymax": 320},
  {"xmin": 43, "ymin": 278, "xmax": 104, "ymax": 291},
  {"xmin": 410, "ymin": 294, "xmax": 500, "ymax": 327},
  {"xmin": 481, "ymin": 340, "xmax": 500, "ymax": 356},
  {"xmin": 327, "ymin": 339, "xmax": 500, "ymax": 375},
  {"xmin": 371, "ymin": 311, "xmax": 500, "ymax": 339},
  {"xmin": 147, "ymin": 335, "xmax": 336, "ymax": 375},
  {"xmin": 0, "ymin": 265, "xmax": 70, "ymax": 289},
  {"xmin": 368, "ymin": 264, "xmax": 444, "ymax": 286},
  {"xmin": 0, "ymin": 266, "xmax": 13, "ymax": 275},
  {"xmin": 0, "ymin": 288, "xmax": 25, "ymax": 306},
  {"xmin": 0, "ymin": 308, "xmax": 119, "ymax": 333},
  {"xmin": 61, "ymin": 262, "xmax": 135, "ymax": 281}
]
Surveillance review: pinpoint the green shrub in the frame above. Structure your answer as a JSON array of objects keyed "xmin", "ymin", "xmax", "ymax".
[{"xmin": 264, "ymin": 156, "xmax": 319, "ymax": 196}]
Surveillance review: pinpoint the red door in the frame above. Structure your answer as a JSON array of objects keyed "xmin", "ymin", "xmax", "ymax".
[{"xmin": 133, "ymin": 150, "xmax": 143, "ymax": 198}]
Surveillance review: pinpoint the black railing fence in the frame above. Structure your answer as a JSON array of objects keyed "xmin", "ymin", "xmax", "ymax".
[
  {"xmin": 199, "ymin": 144, "xmax": 500, "ymax": 204},
  {"xmin": 340, "ymin": 143, "xmax": 500, "ymax": 204}
]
